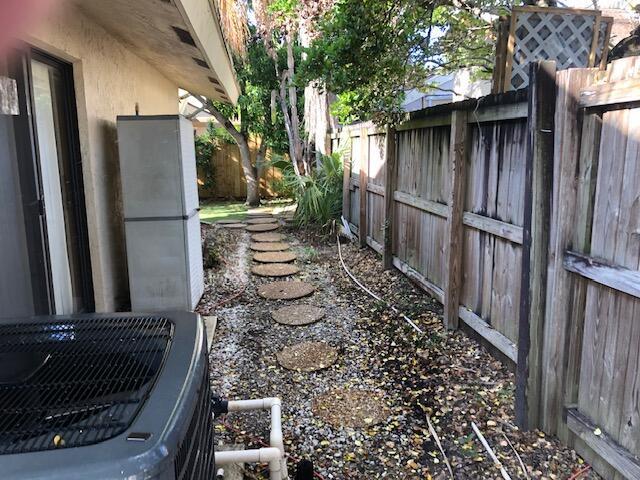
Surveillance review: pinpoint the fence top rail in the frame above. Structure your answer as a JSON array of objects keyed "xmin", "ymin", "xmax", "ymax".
[
  {"xmin": 329, "ymin": 87, "xmax": 530, "ymax": 138},
  {"xmin": 407, "ymin": 87, "xmax": 529, "ymax": 120}
]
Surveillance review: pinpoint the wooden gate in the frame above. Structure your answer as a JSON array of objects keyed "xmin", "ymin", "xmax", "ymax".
[{"xmin": 542, "ymin": 57, "xmax": 640, "ymax": 479}]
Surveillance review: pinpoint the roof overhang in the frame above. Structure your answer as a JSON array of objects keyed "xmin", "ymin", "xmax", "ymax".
[{"xmin": 77, "ymin": 0, "xmax": 240, "ymax": 104}]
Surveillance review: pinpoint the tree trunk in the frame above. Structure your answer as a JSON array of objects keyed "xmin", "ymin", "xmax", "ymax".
[
  {"xmin": 205, "ymin": 99, "xmax": 260, "ymax": 206},
  {"xmin": 286, "ymin": 38, "xmax": 307, "ymax": 175},
  {"xmin": 238, "ymin": 141, "xmax": 260, "ymax": 206},
  {"xmin": 299, "ymin": 21, "xmax": 337, "ymax": 169},
  {"xmin": 304, "ymin": 84, "xmax": 337, "ymax": 164},
  {"xmin": 278, "ymin": 71, "xmax": 302, "ymax": 177}
]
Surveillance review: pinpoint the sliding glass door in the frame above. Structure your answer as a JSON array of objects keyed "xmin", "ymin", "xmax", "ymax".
[{"xmin": 0, "ymin": 49, "xmax": 93, "ymax": 316}]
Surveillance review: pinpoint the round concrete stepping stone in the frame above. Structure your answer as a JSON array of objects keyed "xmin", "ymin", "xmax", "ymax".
[
  {"xmin": 216, "ymin": 219, "xmax": 245, "ymax": 224},
  {"xmin": 276, "ymin": 342, "xmax": 338, "ymax": 372},
  {"xmin": 246, "ymin": 224, "xmax": 280, "ymax": 232},
  {"xmin": 253, "ymin": 251, "xmax": 297, "ymax": 263},
  {"xmin": 271, "ymin": 305, "xmax": 325, "ymax": 326},
  {"xmin": 251, "ymin": 263, "xmax": 300, "ymax": 278},
  {"xmin": 252, "ymin": 233, "xmax": 286, "ymax": 242},
  {"xmin": 222, "ymin": 223, "xmax": 248, "ymax": 229},
  {"xmin": 312, "ymin": 388, "xmax": 389, "ymax": 428},
  {"xmin": 246, "ymin": 217, "xmax": 278, "ymax": 225},
  {"xmin": 250, "ymin": 242, "xmax": 290, "ymax": 252},
  {"xmin": 257, "ymin": 281, "xmax": 315, "ymax": 300}
]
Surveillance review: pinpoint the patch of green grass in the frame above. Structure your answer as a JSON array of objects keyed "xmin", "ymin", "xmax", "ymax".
[
  {"xmin": 299, "ymin": 246, "xmax": 320, "ymax": 263},
  {"xmin": 199, "ymin": 200, "xmax": 248, "ymax": 223}
]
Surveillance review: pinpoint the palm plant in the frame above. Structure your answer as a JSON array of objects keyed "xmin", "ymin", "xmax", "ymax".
[{"xmin": 270, "ymin": 152, "xmax": 344, "ymax": 231}]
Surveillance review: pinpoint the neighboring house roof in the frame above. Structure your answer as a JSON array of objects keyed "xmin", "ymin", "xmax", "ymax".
[
  {"xmin": 402, "ymin": 69, "xmax": 491, "ymax": 112},
  {"xmin": 78, "ymin": 0, "xmax": 240, "ymax": 104}
]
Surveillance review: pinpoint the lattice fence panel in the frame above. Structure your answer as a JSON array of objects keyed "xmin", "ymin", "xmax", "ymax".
[
  {"xmin": 594, "ymin": 17, "xmax": 613, "ymax": 67},
  {"xmin": 503, "ymin": 7, "xmax": 610, "ymax": 91}
]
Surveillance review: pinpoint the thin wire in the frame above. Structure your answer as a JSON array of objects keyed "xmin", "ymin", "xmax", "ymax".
[{"xmin": 336, "ymin": 234, "xmax": 424, "ymax": 334}]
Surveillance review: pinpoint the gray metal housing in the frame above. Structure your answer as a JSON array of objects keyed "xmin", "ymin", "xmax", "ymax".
[
  {"xmin": 0, "ymin": 311, "xmax": 209, "ymax": 480},
  {"xmin": 117, "ymin": 115, "xmax": 203, "ymax": 311}
]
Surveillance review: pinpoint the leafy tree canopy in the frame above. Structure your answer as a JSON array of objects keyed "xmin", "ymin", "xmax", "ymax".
[
  {"xmin": 302, "ymin": 0, "xmax": 511, "ymax": 124},
  {"xmin": 210, "ymin": 31, "xmax": 289, "ymax": 154}
]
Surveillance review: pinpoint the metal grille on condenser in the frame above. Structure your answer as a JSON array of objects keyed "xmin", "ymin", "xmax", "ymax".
[
  {"xmin": 174, "ymin": 363, "xmax": 215, "ymax": 480},
  {"xmin": 0, "ymin": 316, "xmax": 173, "ymax": 455}
]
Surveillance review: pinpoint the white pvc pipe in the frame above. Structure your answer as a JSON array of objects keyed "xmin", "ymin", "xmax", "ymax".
[
  {"xmin": 222, "ymin": 397, "xmax": 288, "ymax": 479},
  {"xmin": 215, "ymin": 447, "xmax": 281, "ymax": 464},
  {"xmin": 227, "ymin": 397, "xmax": 280, "ymax": 411},
  {"xmin": 336, "ymin": 233, "xmax": 424, "ymax": 334}
]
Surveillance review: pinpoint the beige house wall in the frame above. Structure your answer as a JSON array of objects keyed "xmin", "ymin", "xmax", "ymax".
[{"xmin": 27, "ymin": 3, "xmax": 179, "ymax": 312}]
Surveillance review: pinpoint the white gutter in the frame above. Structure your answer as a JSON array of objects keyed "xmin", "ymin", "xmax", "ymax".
[{"xmin": 173, "ymin": 0, "xmax": 241, "ymax": 104}]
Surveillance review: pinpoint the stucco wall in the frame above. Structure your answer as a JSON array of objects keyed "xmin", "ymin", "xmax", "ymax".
[{"xmin": 28, "ymin": 3, "xmax": 179, "ymax": 312}]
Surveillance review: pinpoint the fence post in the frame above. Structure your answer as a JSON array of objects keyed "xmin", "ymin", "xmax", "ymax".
[
  {"xmin": 540, "ymin": 68, "xmax": 598, "ymax": 440},
  {"xmin": 359, "ymin": 126, "xmax": 369, "ymax": 248},
  {"xmin": 340, "ymin": 130, "xmax": 352, "ymax": 222},
  {"xmin": 516, "ymin": 60, "xmax": 556, "ymax": 430},
  {"xmin": 443, "ymin": 110, "xmax": 469, "ymax": 330},
  {"xmin": 383, "ymin": 126, "xmax": 397, "ymax": 270}
]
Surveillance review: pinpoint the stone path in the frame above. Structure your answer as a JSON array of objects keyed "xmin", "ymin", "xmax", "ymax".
[
  {"xmin": 244, "ymin": 213, "xmax": 330, "ymax": 373},
  {"xmin": 201, "ymin": 208, "xmax": 410, "ymax": 479},
  {"xmin": 242, "ymin": 212, "xmax": 389, "ymax": 452}
]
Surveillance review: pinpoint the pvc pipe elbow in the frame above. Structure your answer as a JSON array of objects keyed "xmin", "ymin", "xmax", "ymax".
[{"xmin": 264, "ymin": 397, "xmax": 281, "ymax": 408}]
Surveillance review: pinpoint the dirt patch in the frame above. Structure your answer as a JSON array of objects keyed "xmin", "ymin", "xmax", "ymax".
[
  {"xmin": 312, "ymin": 388, "xmax": 389, "ymax": 428},
  {"xmin": 276, "ymin": 341, "xmax": 338, "ymax": 372}
]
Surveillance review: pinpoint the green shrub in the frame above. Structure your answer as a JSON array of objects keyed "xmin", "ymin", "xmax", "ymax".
[
  {"xmin": 268, "ymin": 157, "xmax": 298, "ymax": 198},
  {"xmin": 270, "ymin": 152, "xmax": 344, "ymax": 231},
  {"xmin": 195, "ymin": 122, "xmax": 235, "ymax": 191}
]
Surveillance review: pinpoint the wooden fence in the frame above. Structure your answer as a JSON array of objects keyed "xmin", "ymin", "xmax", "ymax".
[
  {"xmin": 198, "ymin": 139, "xmax": 282, "ymax": 199},
  {"xmin": 331, "ymin": 56, "xmax": 640, "ymax": 480}
]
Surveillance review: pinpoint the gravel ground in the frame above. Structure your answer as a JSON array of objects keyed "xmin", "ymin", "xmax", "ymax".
[{"xmin": 198, "ymin": 222, "xmax": 600, "ymax": 480}]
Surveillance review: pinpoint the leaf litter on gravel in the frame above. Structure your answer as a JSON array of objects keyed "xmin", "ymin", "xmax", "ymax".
[{"xmin": 199, "ymin": 226, "xmax": 601, "ymax": 480}]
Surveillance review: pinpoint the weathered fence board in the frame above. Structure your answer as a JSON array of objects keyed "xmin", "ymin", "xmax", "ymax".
[
  {"xmin": 333, "ymin": 96, "xmax": 529, "ymax": 362},
  {"xmin": 332, "ymin": 57, "xmax": 640, "ymax": 479},
  {"xmin": 199, "ymin": 139, "xmax": 282, "ymax": 199},
  {"xmin": 540, "ymin": 57, "xmax": 640, "ymax": 480}
]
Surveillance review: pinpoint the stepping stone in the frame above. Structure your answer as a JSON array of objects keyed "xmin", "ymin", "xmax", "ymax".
[
  {"xmin": 257, "ymin": 281, "xmax": 315, "ymax": 300},
  {"xmin": 222, "ymin": 223, "xmax": 248, "ymax": 229},
  {"xmin": 251, "ymin": 263, "xmax": 300, "ymax": 278},
  {"xmin": 247, "ymin": 210, "xmax": 272, "ymax": 217},
  {"xmin": 276, "ymin": 341, "xmax": 338, "ymax": 372},
  {"xmin": 216, "ymin": 219, "xmax": 245, "ymax": 224},
  {"xmin": 252, "ymin": 233, "xmax": 286, "ymax": 242},
  {"xmin": 253, "ymin": 251, "xmax": 297, "ymax": 263},
  {"xmin": 250, "ymin": 242, "xmax": 290, "ymax": 252},
  {"xmin": 312, "ymin": 388, "xmax": 389, "ymax": 428},
  {"xmin": 271, "ymin": 304, "xmax": 325, "ymax": 326},
  {"xmin": 246, "ymin": 217, "xmax": 278, "ymax": 225},
  {"xmin": 246, "ymin": 224, "xmax": 279, "ymax": 232}
]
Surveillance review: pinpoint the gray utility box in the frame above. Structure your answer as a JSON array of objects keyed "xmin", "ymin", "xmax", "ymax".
[{"xmin": 117, "ymin": 115, "xmax": 203, "ymax": 311}]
